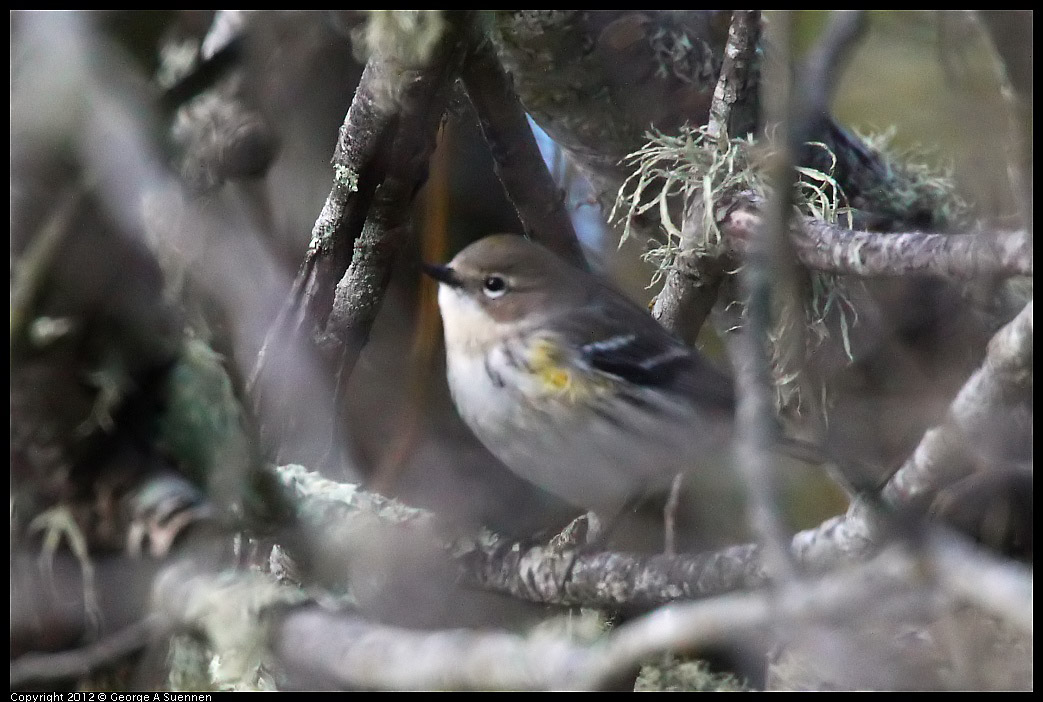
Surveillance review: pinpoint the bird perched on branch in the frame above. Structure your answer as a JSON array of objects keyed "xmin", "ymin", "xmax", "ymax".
[{"xmin": 424, "ymin": 234, "xmax": 748, "ymax": 536}]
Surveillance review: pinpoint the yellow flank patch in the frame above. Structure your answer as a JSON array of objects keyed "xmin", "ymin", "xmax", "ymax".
[
  {"xmin": 528, "ymin": 338, "xmax": 601, "ymax": 402},
  {"xmin": 542, "ymin": 367, "xmax": 572, "ymax": 391}
]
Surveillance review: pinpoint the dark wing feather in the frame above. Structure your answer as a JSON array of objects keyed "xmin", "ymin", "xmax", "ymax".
[{"xmin": 554, "ymin": 284, "xmax": 736, "ymax": 414}]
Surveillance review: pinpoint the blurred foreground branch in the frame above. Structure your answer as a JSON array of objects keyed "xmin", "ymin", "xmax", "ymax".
[
  {"xmin": 10, "ymin": 616, "xmax": 161, "ymax": 689},
  {"xmin": 144, "ymin": 541, "xmax": 1009, "ymax": 691}
]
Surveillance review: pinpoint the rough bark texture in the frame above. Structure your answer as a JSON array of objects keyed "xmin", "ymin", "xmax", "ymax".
[{"xmin": 720, "ymin": 201, "xmax": 1032, "ymax": 280}]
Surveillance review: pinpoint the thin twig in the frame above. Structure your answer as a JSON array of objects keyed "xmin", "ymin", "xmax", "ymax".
[{"xmin": 729, "ymin": 11, "xmax": 869, "ymax": 582}]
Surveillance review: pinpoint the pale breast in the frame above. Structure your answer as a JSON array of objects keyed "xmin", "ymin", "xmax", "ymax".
[{"xmin": 445, "ymin": 335, "xmax": 726, "ymax": 514}]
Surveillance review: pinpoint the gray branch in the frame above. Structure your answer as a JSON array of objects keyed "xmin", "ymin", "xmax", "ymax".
[
  {"xmin": 790, "ymin": 300, "xmax": 1033, "ymax": 568},
  {"xmin": 720, "ymin": 201, "xmax": 1033, "ymax": 279},
  {"xmin": 882, "ymin": 300, "xmax": 1033, "ymax": 505},
  {"xmin": 249, "ymin": 15, "xmax": 469, "ymax": 466}
]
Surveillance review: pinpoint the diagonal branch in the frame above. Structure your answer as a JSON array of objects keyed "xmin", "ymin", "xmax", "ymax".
[
  {"xmin": 247, "ymin": 54, "xmax": 399, "ymax": 401},
  {"xmin": 249, "ymin": 15, "xmax": 470, "ymax": 465},
  {"xmin": 460, "ymin": 35, "xmax": 588, "ymax": 269},
  {"xmin": 791, "ymin": 300, "xmax": 1032, "ymax": 564}
]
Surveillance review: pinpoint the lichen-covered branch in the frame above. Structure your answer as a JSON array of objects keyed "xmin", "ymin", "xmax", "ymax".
[
  {"xmin": 247, "ymin": 12, "xmax": 464, "ymax": 390},
  {"xmin": 721, "ymin": 201, "xmax": 1033, "ymax": 279},
  {"xmin": 460, "ymin": 34, "xmax": 588, "ymax": 269},
  {"xmin": 273, "ymin": 464, "xmax": 754, "ymax": 608},
  {"xmin": 704, "ymin": 10, "xmax": 760, "ymax": 146},
  {"xmin": 247, "ymin": 54, "xmax": 399, "ymax": 400},
  {"xmin": 322, "ymin": 33, "xmax": 466, "ymax": 377},
  {"xmin": 457, "ymin": 530, "xmax": 765, "ymax": 609},
  {"xmin": 652, "ymin": 10, "xmax": 759, "ymax": 343},
  {"xmin": 249, "ymin": 14, "xmax": 469, "ymax": 467}
]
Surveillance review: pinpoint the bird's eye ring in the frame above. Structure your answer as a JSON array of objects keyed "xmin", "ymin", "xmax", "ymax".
[{"xmin": 482, "ymin": 275, "xmax": 508, "ymax": 298}]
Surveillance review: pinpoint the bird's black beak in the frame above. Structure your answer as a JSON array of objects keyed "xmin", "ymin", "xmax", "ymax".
[{"xmin": 421, "ymin": 262, "xmax": 462, "ymax": 288}]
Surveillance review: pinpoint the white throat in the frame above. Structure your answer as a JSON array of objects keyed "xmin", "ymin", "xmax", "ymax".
[{"xmin": 437, "ymin": 284, "xmax": 511, "ymax": 353}]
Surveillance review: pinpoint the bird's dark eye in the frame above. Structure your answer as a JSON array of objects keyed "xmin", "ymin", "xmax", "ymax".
[{"xmin": 482, "ymin": 275, "xmax": 508, "ymax": 298}]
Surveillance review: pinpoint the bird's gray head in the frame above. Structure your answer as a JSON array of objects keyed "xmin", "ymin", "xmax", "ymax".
[{"xmin": 423, "ymin": 235, "xmax": 584, "ymax": 342}]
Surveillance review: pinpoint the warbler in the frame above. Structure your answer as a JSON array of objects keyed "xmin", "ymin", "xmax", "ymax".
[{"xmin": 423, "ymin": 234, "xmax": 742, "ymax": 521}]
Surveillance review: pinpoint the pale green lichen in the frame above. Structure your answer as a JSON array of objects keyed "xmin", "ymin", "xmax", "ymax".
[
  {"xmin": 356, "ymin": 10, "xmax": 447, "ymax": 66},
  {"xmin": 349, "ymin": 11, "xmax": 449, "ymax": 110},
  {"xmin": 614, "ymin": 122, "xmax": 969, "ymax": 416},
  {"xmin": 853, "ymin": 127, "xmax": 971, "ymax": 230},
  {"xmin": 611, "ymin": 124, "xmax": 858, "ymax": 416},
  {"xmin": 612, "ymin": 124, "xmax": 853, "ymax": 277},
  {"xmin": 27, "ymin": 315, "xmax": 76, "ymax": 347},
  {"xmin": 334, "ymin": 163, "xmax": 359, "ymax": 193},
  {"xmin": 635, "ymin": 654, "xmax": 754, "ymax": 692},
  {"xmin": 154, "ymin": 567, "xmax": 308, "ymax": 688}
]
